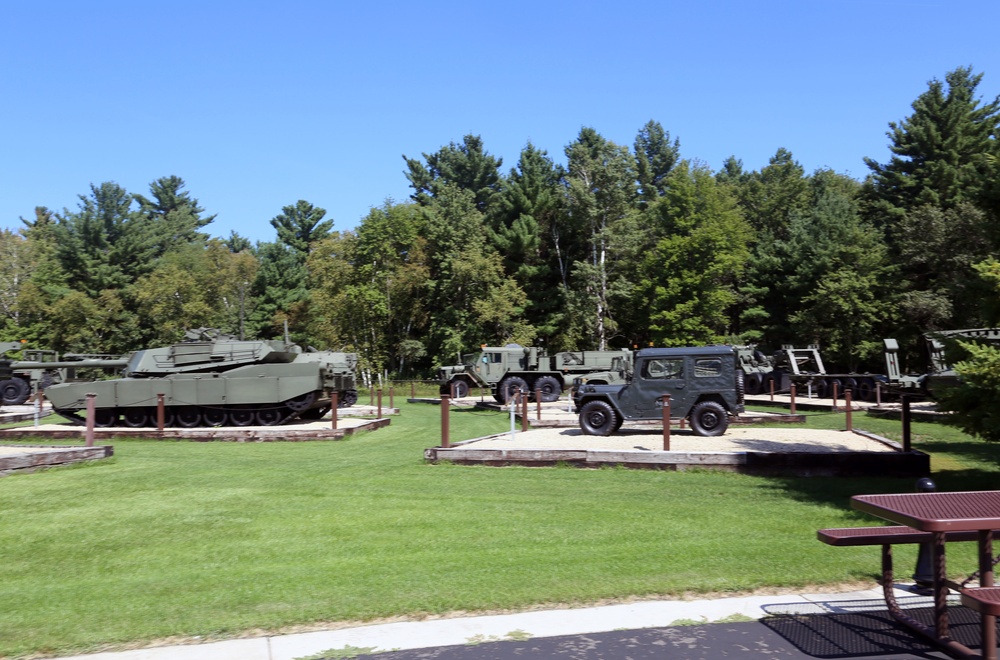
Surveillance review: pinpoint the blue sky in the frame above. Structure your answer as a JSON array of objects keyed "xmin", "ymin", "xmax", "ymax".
[{"xmin": 2, "ymin": 0, "xmax": 997, "ymax": 244}]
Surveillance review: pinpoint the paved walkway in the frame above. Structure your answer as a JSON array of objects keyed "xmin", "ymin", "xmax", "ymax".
[{"xmin": 54, "ymin": 584, "xmax": 960, "ymax": 660}]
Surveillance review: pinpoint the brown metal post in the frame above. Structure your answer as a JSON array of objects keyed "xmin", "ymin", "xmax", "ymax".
[
  {"xmin": 845, "ymin": 389, "xmax": 853, "ymax": 431},
  {"xmin": 832, "ymin": 381, "xmax": 839, "ymax": 411},
  {"xmin": 377, "ymin": 388, "xmax": 382, "ymax": 419},
  {"xmin": 902, "ymin": 395, "xmax": 911, "ymax": 452},
  {"xmin": 85, "ymin": 392, "xmax": 96, "ymax": 447},
  {"xmin": 789, "ymin": 384, "xmax": 796, "ymax": 415},
  {"xmin": 535, "ymin": 388, "xmax": 542, "ymax": 421},
  {"xmin": 157, "ymin": 393, "xmax": 165, "ymax": 432},
  {"xmin": 331, "ymin": 391, "xmax": 338, "ymax": 430},
  {"xmin": 661, "ymin": 394, "xmax": 671, "ymax": 451},
  {"xmin": 520, "ymin": 390, "xmax": 528, "ymax": 432},
  {"xmin": 441, "ymin": 394, "xmax": 450, "ymax": 448},
  {"xmin": 769, "ymin": 377, "xmax": 775, "ymax": 401}
]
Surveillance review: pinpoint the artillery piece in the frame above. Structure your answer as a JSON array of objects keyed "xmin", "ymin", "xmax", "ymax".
[{"xmin": 43, "ymin": 328, "xmax": 358, "ymax": 428}]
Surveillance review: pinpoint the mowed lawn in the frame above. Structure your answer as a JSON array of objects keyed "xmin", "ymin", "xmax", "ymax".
[{"xmin": 1, "ymin": 402, "xmax": 998, "ymax": 658}]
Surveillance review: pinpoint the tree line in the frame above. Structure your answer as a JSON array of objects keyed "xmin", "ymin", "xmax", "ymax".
[{"xmin": 3, "ymin": 66, "xmax": 999, "ymax": 385}]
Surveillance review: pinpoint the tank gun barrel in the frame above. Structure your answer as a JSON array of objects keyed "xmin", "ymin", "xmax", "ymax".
[{"xmin": 10, "ymin": 358, "xmax": 130, "ymax": 370}]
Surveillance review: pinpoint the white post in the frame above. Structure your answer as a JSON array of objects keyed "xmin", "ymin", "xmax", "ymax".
[{"xmin": 509, "ymin": 392, "xmax": 517, "ymax": 440}]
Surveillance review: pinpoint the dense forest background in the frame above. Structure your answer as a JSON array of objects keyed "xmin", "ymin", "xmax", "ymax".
[{"xmin": 4, "ymin": 66, "xmax": 999, "ymax": 383}]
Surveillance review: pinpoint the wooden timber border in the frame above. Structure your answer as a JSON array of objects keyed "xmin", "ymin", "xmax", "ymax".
[{"xmin": 0, "ymin": 445, "xmax": 113, "ymax": 476}]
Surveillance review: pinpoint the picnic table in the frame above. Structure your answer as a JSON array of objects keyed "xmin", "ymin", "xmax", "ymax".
[{"xmin": 841, "ymin": 490, "xmax": 1000, "ymax": 659}]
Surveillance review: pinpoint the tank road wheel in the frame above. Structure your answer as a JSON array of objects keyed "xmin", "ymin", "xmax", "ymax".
[
  {"xmin": 123, "ymin": 408, "xmax": 150, "ymax": 428},
  {"xmin": 689, "ymin": 401, "xmax": 728, "ymax": 437},
  {"xmin": 94, "ymin": 409, "xmax": 118, "ymax": 428},
  {"xmin": 176, "ymin": 407, "xmax": 202, "ymax": 428},
  {"xmin": 499, "ymin": 376, "xmax": 529, "ymax": 405},
  {"xmin": 579, "ymin": 400, "xmax": 618, "ymax": 436},
  {"xmin": 229, "ymin": 409, "xmax": 255, "ymax": 426},
  {"xmin": 534, "ymin": 375, "xmax": 562, "ymax": 403},
  {"xmin": 159, "ymin": 408, "xmax": 176, "ymax": 428},
  {"xmin": 285, "ymin": 391, "xmax": 317, "ymax": 412},
  {"xmin": 338, "ymin": 390, "xmax": 358, "ymax": 407},
  {"xmin": 255, "ymin": 408, "xmax": 285, "ymax": 426},
  {"xmin": 203, "ymin": 408, "xmax": 228, "ymax": 427},
  {"xmin": 0, "ymin": 378, "xmax": 30, "ymax": 405},
  {"xmin": 449, "ymin": 380, "xmax": 470, "ymax": 399}
]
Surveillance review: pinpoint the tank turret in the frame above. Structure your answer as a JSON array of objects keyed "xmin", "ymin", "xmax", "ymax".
[{"xmin": 43, "ymin": 328, "xmax": 358, "ymax": 428}]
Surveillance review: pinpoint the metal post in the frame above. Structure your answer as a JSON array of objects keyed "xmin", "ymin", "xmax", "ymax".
[
  {"xmin": 440, "ymin": 394, "xmax": 450, "ymax": 448},
  {"xmin": 876, "ymin": 381, "xmax": 882, "ymax": 407},
  {"xmin": 331, "ymin": 391, "xmax": 338, "ymax": 430},
  {"xmin": 85, "ymin": 392, "xmax": 96, "ymax": 447},
  {"xmin": 535, "ymin": 388, "xmax": 542, "ymax": 421},
  {"xmin": 769, "ymin": 377, "xmax": 775, "ymax": 401},
  {"xmin": 845, "ymin": 389, "xmax": 853, "ymax": 431},
  {"xmin": 509, "ymin": 392, "xmax": 516, "ymax": 440},
  {"xmin": 832, "ymin": 381, "xmax": 839, "ymax": 411},
  {"xmin": 377, "ymin": 388, "xmax": 382, "ymax": 419},
  {"xmin": 789, "ymin": 384, "xmax": 796, "ymax": 415},
  {"xmin": 913, "ymin": 478, "xmax": 936, "ymax": 586},
  {"xmin": 521, "ymin": 390, "xmax": 529, "ymax": 432},
  {"xmin": 157, "ymin": 393, "xmax": 165, "ymax": 432},
  {"xmin": 34, "ymin": 390, "xmax": 42, "ymax": 427},
  {"xmin": 902, "ymin": 395, "xmax": 912, "ymax": 452},
  {"xmin": 661, "ymin": 394, "xmax": 671, "ymax": 451}
]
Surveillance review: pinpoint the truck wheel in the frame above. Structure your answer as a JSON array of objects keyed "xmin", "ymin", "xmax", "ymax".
[
  {"xmin": 534, "ymin": 375, "xmax": 561, "ymax": 402},
  {"xmin": 0, "ymin": 378, "xmax": 30, "ymax": 405},
  {"xmin": 689, "ymin": 401, "xmax": 728, "ymax": 437},
  {"xmin": 450, "ymin": 380, "xmax": 470, "ymax": 399},
  {"xmin": 579, "ymin": 400, "xmax": 618, "ymax": 436},
  {"xmin": 827, "ymin": 378, "xmax": 843, "ymax": 398},
  {"xmin": 745, "ymin": 372, "xmax": 762, "ymax": 395},
  {"xmin": 856, "ymin": 378, "xmax": 875, "ymax": 402},
  {"xmin": 499, "ymin": 376, "xmax": 528, "ymax": 404}
]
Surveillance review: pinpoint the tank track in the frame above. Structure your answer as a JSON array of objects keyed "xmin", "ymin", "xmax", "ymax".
[{"xmin": 52, "ymin": 404, "xmax": 303, "ymax": 429}]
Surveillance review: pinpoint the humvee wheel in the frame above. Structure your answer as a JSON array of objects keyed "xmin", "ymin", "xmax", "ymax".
[
  {"xmin": 579, "ymin": 400, "xmax": 618, "ymax": 436},
  {"xmin": 689, "ymin": 401, "xmax": 728, "ymax": 437},
  {"xmin": 534, "ymin": 375, "xmax": 561, "ymax": 403}
]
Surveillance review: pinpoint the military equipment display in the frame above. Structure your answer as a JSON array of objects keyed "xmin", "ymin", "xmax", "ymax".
[
  {"xmin": 0, "ymin": 342, "xmax": 129, "ymax": 405},
  {"xmin": 883, "ymin": 328, "xmax": 1000, "ymax": 399},
  {"xmin": 741, "ymin": 344, "xmax": 884, "ymax": 401},
  {"xmin": 573, "ymin": 345, "xmax": 745, "ymax": 437},
  {"xmin": 43, "ymin": 328, "xmax": 358, "ymax": 427},
  {"xmin": 438, "ymin": 344, "xmax": 632, "ymax": 403}
]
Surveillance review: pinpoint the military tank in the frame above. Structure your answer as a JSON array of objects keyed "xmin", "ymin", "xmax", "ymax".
[{"xmin": 44, "ymin": 328, "xmax": 358, "ymax": 428}]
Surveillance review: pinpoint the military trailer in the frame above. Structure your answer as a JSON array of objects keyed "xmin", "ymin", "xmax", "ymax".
[
  {"xmin": 43, "ymin": 328, "xmax": 358, "ymax": 428},
  {"xmin": 573, "ymin": 345, "xmax": 745, "ymax": 437},
  {"xmin": 750, "ymin": 345, "xmax": 884, "ymax": 402},
  {"xmin": 438, "ymin": 344, "xmax": 632, "ymax": 403}
]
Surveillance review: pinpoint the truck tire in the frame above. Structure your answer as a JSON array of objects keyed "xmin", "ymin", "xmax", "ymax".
[
  {"xmin": 499, "ymin": 376, "xmax": 528, "ymax": 404},
  {"xmin": 449, "ymin": 380, "xmax": 470, "ymax": 399},
  {"xmin": 745, "ymin": 372, "xmax": 762, "ymax": 395},
  {"xmin": 856, "ymin": 378, "xmax": 875, "ymax": 402},
  {"xmin": 579, "ymin": 400, "xmax": 618, "ymax": 436},
  {"xmin": 533, "ymin": 375, "xmax": 561, "ymax": 402},
  {"xmin": 0, "ymin": 378, "xmax": 30, "ymax": 405},
  {"xmin": 689, "ymin": 400, "xmax": 728, "ymax": 437}
]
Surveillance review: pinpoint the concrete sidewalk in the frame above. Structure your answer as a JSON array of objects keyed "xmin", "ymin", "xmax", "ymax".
[{"xmin": 54, "ymin": 584, "xmax": 946, "ymax": 660}]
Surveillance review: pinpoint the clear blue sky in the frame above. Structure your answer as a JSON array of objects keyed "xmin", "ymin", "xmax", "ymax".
[{"xmin": 1, "ymin": 0, "xmax": 997, "ymax": 244}]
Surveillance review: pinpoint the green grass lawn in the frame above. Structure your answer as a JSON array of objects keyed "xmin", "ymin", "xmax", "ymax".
[{"xmin": 1, "ymin": 402, "xmax": 998, "ymax": 658}]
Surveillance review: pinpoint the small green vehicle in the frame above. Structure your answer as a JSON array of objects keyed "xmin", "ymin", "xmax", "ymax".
[
  {"xmin": 43, "ymin": 328, "xmax": 358, "ymax": 428},
  {"xmin": 572, "ymin": 345, "xmax": 745, "ymax": 437}
]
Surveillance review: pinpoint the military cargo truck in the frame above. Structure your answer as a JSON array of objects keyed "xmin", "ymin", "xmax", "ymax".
[
  {"xmin": 572, "ymin": 345, "xmax": 744, "ymax": 437},
  {"xmin": 438, "ymin": 344, "xmax": 632, "ymax": 403}
]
